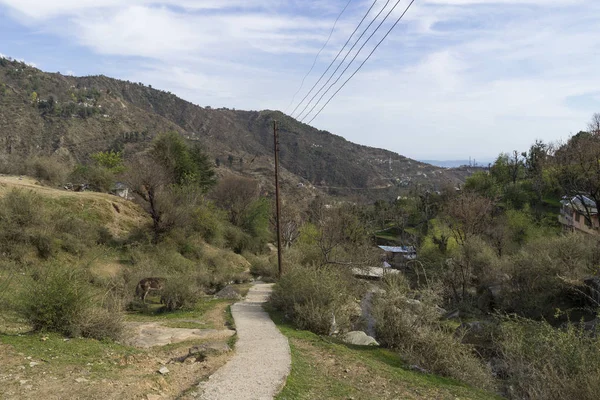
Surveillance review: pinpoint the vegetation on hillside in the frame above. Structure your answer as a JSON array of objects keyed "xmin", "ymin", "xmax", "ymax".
[{"xmin": 270, "ymin": 113, "xmax": 600, "ymax": 399}]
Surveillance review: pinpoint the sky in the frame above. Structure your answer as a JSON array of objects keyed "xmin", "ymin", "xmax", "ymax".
[{"xmin": 0, "ymin": 0, "xmax": 599, "ymax": 160}]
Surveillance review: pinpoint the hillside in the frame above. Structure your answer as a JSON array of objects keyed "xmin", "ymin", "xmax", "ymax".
[{"xmin": 0, "ymin": 57, "xmax": 471, "ymax": 200}]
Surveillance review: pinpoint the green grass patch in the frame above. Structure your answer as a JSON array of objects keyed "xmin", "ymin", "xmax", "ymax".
[
  {"xmin": 268, "ymin": 308, "xmax": 501, "ymax": 400},
  {"xmin": 125, "ymin": 298, "xmax": 231, "ymax": 322},
  {"xmin": 0, "ymin": 332, "xmax": 139, "ymax": 378}
]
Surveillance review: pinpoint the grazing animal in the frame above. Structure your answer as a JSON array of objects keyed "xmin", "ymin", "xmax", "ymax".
[{"xmin": 136, "ymin": 277, "xmax": 165, "ymax": 303}]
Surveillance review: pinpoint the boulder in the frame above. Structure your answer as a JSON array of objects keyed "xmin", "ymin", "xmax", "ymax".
[
  {"xmin": 340, "ymin": 331, "xmax": 379, "ymax": 346},
  {"xmin": 214, "ymin": 285, "xmax": 242, "ymax": 300}
]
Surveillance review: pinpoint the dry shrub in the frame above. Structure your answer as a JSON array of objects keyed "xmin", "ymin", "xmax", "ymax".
[
  {"xmin": 19, "ymin": 266, "xmax": 123, "ymax": 340},
  {"xmin": 499, "ymin": 317, "xmax": 600, "ymax": 400},
  {"xmin": 270, "ymin": 264, "xmax": 362, "ymax": 335},
  {"xmin": 160, "ymin": 276, "xmax": 203, "ymax": 311},
  {"xmin": 244, "ymin": 252, "xmax": 278, "ymax": 282},
  {"xmin": 373, "ymin": 275, "xmax": 495, "ymax": 391},
  {"xmin": 500, "ymin": 234, "xmax": 600, "ymax": 318},
  {"xmin": 26, "ymin": 156, "xmax": 70, "ymax": 186}
]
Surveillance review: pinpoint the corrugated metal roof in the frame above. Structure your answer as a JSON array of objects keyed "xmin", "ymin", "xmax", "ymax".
[{"xmin": 378, "ymin": 245, "xmax": 416, "ymax": 253}]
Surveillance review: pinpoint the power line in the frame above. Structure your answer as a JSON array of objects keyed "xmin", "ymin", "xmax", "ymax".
[
  {"xmin": 297, "ymin": 0, "xmax": 402, "ymax": 122},
  {"xmin": 285, "ymin": 0, "xmax": 353, "ymax": 114},
  {"xmin": 290, "ymin": 0, "xmax": 387, "ymax": 119},
  {"xmin": 307, "ymin": 0, "xmax": 416, "ymax": 125},
  {"xmin": 300, "ymin": 0, "xmax": 408, "ymax": 122}
]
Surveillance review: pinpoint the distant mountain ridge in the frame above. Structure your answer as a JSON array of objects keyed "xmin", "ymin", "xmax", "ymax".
[
  {"xmin": 0, "ymin": 56, "xmax": 472, "ymax": 200},
  {"xmin": 420, "ymin": 160, "xmax": 494, "ymax": 168}
]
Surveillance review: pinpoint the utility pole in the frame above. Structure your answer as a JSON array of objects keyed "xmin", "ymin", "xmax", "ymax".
[{"xmin": 273, "ymin": 120, "xmax": 283, "ymax": 277}]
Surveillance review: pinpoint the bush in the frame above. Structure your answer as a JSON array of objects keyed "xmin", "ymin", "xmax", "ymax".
[
  {"xmin": 70, "ymin": 164, "xmax": 115, "ymax": 192},
  {"xmin": 499, "ymin": 317, "xmax": 600, "ymax": 400},
  {"xmin": 499, "ymin": 234, "xmax": 600, "ymax": 318},
  {"xmin": 270, "ymin": 264, "xmax": 362, "ymax": 335},
  {"xmin": 160, "ymin": 275, "xmax": 203, "ymax": 311},
  {"xmin": 26, "ymin": 156, "xmax": 70, "ymax": 186},
  {"xmin": 245, "ymin": 252, "xmax": 278, "ymax": 281},
  {"xmin": 373, "ymin": 275, "xmax": 495, "ymax": 391},
  {"xmin": 19, "ymin": 267, "xmax": 123, "ymax": 340}
]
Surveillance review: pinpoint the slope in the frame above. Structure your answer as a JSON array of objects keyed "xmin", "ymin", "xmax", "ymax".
[{"xmin": 0, "ymin": 56, "xmax": 470, "ymax": 200}]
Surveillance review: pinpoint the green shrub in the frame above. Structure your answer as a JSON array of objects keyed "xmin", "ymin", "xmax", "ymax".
[
  {"xmin": 270, "ymin": 264, "xmax": 362, "ymax": 335},
  {"xmin": 192, "ymin": 201, "xmax": 226, "ymax": 244},
  {"xmin": 160, "ymin": 276, "xmax": 203, "ymax": 311},
  {"xmin": 245, "ymin": 252, "xmax": 278, "ymax": 281},
  {"xmin": 499, "ymin": 317, "xmax": 600, "ymax": 400},
  {"xmin": 373, "ymin": 275, "xmax": 495, "ymax": 391},
  {"xmin": 70, "ymin": 164, "xmax": 115, "ymax": 192},
  {"xmin": 19, "ymin": 266, "xmax": 123, "ymax": 340}
]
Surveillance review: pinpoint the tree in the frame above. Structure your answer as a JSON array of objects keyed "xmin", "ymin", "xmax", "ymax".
[
  {"xmin": 588, "ymin": 112, "xmax": 600, "ymax": 135},
  {"xmin": 211, "ymin": 176, "xmax": 261, "ymax": 227},
  {"xmin": 91, "ymin": 150, "xmax": 124, "ymax": 173},
  {"xmin": 444, "ymin": 192, "xmax": 495, "ymax": 245},
  {"xmin": 150, "ymin": 132, "xmax": 216, "ymax": 191},
  {"xmin": 124, "ymin": 157, "xmax": 172, "ymax": 243},
  {"xmin": 553, "ymin": 126, "xmax": 600, "ymax": 227},
  {"xmin": 491, "ymin": 151, "xmax": 525, "ymax": 186}
]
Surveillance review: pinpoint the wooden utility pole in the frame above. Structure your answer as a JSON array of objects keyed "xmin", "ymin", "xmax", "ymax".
[{"xmin": 273, "ymin": 120, "xmax": 283, "ymax": 277}]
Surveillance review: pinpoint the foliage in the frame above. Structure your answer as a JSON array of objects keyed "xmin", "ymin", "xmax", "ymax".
[
  {"xmin": 270, "ymin": 264, "xmax": 362, "ymax": 335},
  {"xmin": 373, "ymin": 275, "xmax": 495, "ymax": 391},
  {"xmin": 160, "ymin": 275, "xmax": 203, "ymax": 311},
  {"xmin": 150, "ymin": 131, "xmax": 216, "ymax": 190},
  {"xmin": 26, "ymin": 156, "xmax": 70, "ymax": 186},
  {"xmin": 18, "ymin": 266, "xmax": 123, "ymax": 340},
  {"xmin": 90, "ymin": 150, "xmax": 124, "ymax": 173},
  {"xmin": 499, "ymin": 316, "xmax": 600, "ymax": 400}
]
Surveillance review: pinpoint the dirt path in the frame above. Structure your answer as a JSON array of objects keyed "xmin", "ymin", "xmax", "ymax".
[{"xmin": 196, "ymin": 283, "xmax": 291, "ymax": 400}]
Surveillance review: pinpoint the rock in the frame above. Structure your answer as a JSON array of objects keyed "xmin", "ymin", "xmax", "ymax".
[
  {"xmin": 75, "ymin": 377, "xmax": 89, "ymax": 383},
  {"xmin": 443, "ymin": 309, "xmax": 460, "ymax": 320},
  {"xmin": 456, "ymin": 321, "xmax": 486, "ymax": 335},
  {"xmin": 340, "ymin": 331, "xmax": 379, "ymax": 346},
  {"xmin": 409, "ymin": 364, "xmax": 429, "ymax": 373},
  {"xmin": 146, "ymin": 395, "xmax": 162, "ymax": 400},
  {"xmin": 158, "ymin": 367, "xmax": 170, "ymax": 375},
  {"xmin": 29, "ymin": 362, "xmax": 39, "ymax": 367},
  {"xmin": 404, "ymin": 298, "xmax": 421, "ymax": 306},
  {"xmin": 214, "ymin": 285, "xmax": 242, "ymax": 300}
]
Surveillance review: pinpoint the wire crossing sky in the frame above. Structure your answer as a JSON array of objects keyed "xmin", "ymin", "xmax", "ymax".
[
  {"xmin": 299, "ymin": 0, "xmax": 412, "ymax": 123},
  {"xmin": 288, "ymin": 0, "xmax": 383, "ymax": 119},
  {"xmin": 307, "ymin": 0, "xmax": 417, "ymax": 124},
  {"xmin": 0, "ymin": 0, "xmax": 598, "ymax": 160},
  {"xmin": 285, "ymin": 0, "xmax": 353, "ymax": 114}
]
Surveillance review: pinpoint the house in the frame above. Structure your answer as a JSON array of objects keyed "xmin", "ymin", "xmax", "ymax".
[
  {"xmin": 378, "ymin": 245, "xmax": 417, "ymax": 268},
  {"xmin": 111, "ymin": 182, "xmax": 132, "ymax": 200},
  {"xmin": 559, "ymin": 195, "xmax": 599, "ymax": 234}
]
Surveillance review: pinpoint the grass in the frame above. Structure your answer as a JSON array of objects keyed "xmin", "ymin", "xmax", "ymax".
[
  {"xmin": 0, "ymin": 331, "xmax": 139, "ymax": 379},
  {"xmin": 268, "ymin": 308, "xmax": 501, "ymax": 400},
  {"xmin": 125, "ymin": 298, "xmax": 232, "ymax": 323}
]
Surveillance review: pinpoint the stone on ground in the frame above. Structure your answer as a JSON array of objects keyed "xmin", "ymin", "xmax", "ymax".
[{"xmin": 341, "ymin": 331, "xmax": 379, "ymax": 346}]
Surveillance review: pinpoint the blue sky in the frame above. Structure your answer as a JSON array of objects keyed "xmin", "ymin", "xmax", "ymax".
[{"xmin": 1, "ymin": 0, "xmax": 599, "ymax": 160}]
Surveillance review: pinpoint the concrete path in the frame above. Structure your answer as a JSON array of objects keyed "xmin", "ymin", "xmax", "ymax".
[{"xmin": 197, "ymin": 283, "xmax": 291, "ymax": 400}]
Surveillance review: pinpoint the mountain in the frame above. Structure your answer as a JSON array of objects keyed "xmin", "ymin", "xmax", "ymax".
[
  {"xmin": 0, "ymin": 56, "xmax": 472, "ymax": 200},
  {"xmin": 420, "ymin": 160, "xmax": 494, "ymax": 168}
]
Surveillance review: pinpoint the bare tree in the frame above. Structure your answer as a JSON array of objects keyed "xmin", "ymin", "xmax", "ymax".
[
  {"xmin": 553, "ymin": 128, "xmax": 600, "ymax": 228},
  {"xmin": 444, "ymin": 192, "xmax": 495, "ymax": 245},
  {"xmin": 211, "ymin": 176, "xmax": 260, "ymax": 227},
  {"xmin": 124, "ymin": 157, "xmax": 172, "ymax": 243},
  {"xmin": 588, "ymin": 112, "xmax": 600, "ymax": 135}
]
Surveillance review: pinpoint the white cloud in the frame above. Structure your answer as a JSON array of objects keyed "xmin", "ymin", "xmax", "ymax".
[{"xmin": 1, "ymin": 0, "xmax": 599, "ymax": 159}]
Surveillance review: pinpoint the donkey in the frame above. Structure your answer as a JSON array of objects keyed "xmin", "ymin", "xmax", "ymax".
[{"xmin": 135, "ymin": 277, "xmax": 166, "ymax": 303}]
